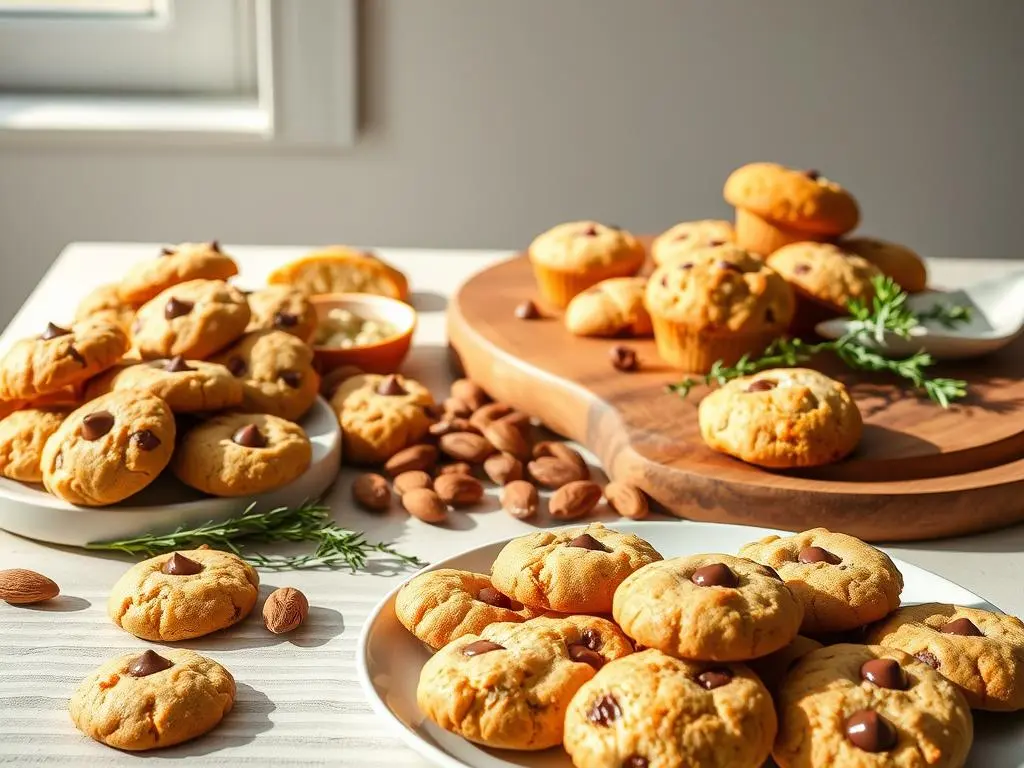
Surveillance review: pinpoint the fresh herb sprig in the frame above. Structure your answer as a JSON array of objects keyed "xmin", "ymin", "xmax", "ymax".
[
  {"xmin": 85, "ymin": 500, "xmax": 424, "ymax": 572},
  {"xmin": 668, "ymin": 276, "xmax": 971, "ymax": 407}
]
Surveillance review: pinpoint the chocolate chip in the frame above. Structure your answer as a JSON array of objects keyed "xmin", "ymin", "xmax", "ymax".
[
  {"xmin": 798, "ymin": 546, "xmax": 842, "ymax": 565},
  {"xmin": 609, "ymin": 345, "xmax": 638, "ymax": 372},
  {"xmin": 581, "ymin": 225, "xmax": 599, "ymax": 236},
  {"xmin": 690, "ymin": 563, "xmax": 738, "ymax": 588},
  {"xmin": 376, "ymin": 374, "xmax": 407, "ymax": 396},
  {"xmin": 844, "ymin": 710, "xmax": 897, "ymax": 753},
  {"xmin": 746, "ymin": 379, "xmax": 776, "ymax": 392},
  {"xmin": 81, "ymin": 411, "xmax": 114, "ymax": 441},
  {"xmin": 131, "ymin": 430, "xmax": 161, "ymax": 451},
  {"xmin": 675, "ymin": 232, "xmax": 691, "ymax": 241},
  {"xmin": 164, "ymin": 356, "xmax": 195, "ymax": 373},
  {"xmin": 760, "ymin": 565, "xmax": 783, "ymax": 581},
  {"xmin": 477, "ymin": 586, "xmax": 511, "ymax": 609},
  {"xmin": 127, "ymin": 650, "xmax": 174, "ymax": 678},
  {"xmin": 568, "ymin": 643, "xmax": 604, "ymax": 670},
  {"xmin": 804, "ymin": 169, "xmax": 821, "ymax": 181},
  {"xmin": 940, "ymin": 617, "xmax": 983, "ymax": 637},
  {"xmin": 274, "ymin": 311, "xmax": 298, "ymax": 328},
  {"xmin": 765, "ymin": 307, "xmax": 775, "ymax": 324},
  {"xmin": 514, "ymin": 300, "xmax": 540, "ymax": 320},
  {"xmin": 623, "ymin": 757, "xmax": 649, "ymax": 768},
  {"xmin": 860, "ymin": 658, "xmax": 907, "ymax": 690},
  {"xmin": 164, "ymin": 297, "xmax": 194, "ymax": 320},
  {"xmin": 587, "ymin": 694, "xmax": 621, "ymax": 726},
  {"xmin": 162, "ymin": 552, "xmax": 203, "ymax": 575},
  {"xmin": 915, "ymin": 651, "xmax": 940, "ymax": 669},
  {"xmin": 717, "ymin": 261, "xmax": 740, "ymax": 271},
  {"xmin": 67, "ymin": 346, "xmax": 86, "ymax": 366},
  {"xmin": 677, "ymin": 262, "xmax": 694, "ymax": 270},
  {"xmin": 708, "ymin": 239, "xmax": 726, "ymax": 247},
  {"xmin": 568, "ymin": 533, "xmax": 609, "ymax": 552},
  {"xmin": 40, "ymin": 322, "xmax": 71, "ymax": 341},
  {"xmin": 581, "ymin": 628, "xmax": 603, "ymax": 651},
  {"xmin": 226, "ymin": 356, "xmax": 247, "ymax": 377},
  {"xmin": 209, "ymin": 240, "xmax": 221, "ymax": 252},
  {"xmin": 696, "ymin": 667, "xmax": 733, "ymax": 690},
  {"xmin": 160, "ymin": 246, "xmax": 176, "ymax": 256},
  {"xmin": 794, "ymin": 264, "xmax": 811, "ymax": 275},
  {"xmin": 462, "ymin": 640, "xmax": 504, "ymax": 657},
  {"xmin": 279, "ymin": 370, "xmax": 302, "ymax": 388},
  {"xmin": 660, "ymin": 274, "xmax": 669, "ymax": 288},
  {"xmin": 233, "ymin": 424, "xmax": 267, "ymax": 448}
]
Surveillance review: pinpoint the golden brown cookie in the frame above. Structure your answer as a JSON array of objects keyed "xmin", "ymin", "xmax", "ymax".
[
  {"xmin": 564, "ymin": 276, "xmax": 652, "ymax": 337},
  {"xmin": 267, "ymin": 246, "xmax": 409, "ymax": 300},
  {"xmin": 85, "ymin": 357, "xmax": 243, "ymax": 413},
  {"xmin": 699, "ymin": 368, "xmax": 863, "ymax": 468},
  {"xmin": 651, "ymin": 219, "xmax": 736, "ymax": 265},
  {"xmin": 330, "ymin": 373, "xmax": 434, "ymax": 465},
  {"xmin": 245, "ymin": 285, "xmax": 318, "ymax": 342},
  {"xmin": 69, "ymin": 648, "xmax": 235, "ymax": 751},
  {"xmin": 564, "ymin": 649, "xmax": 777, "ymax": 768},
  {"xmin": 739, "ymin": 528, "xmax": 903, "ymax": 634},
  {"xmin": 490, "ymin": 523, "xmax": 662, "ymax": 614},
  {"xmin": 865, "ymin": 603, "xmax": 1024, "ymax": 711},
  {"xmin": 0, "ymin": 407, "xmax": 69, "ymax": 483},
  {"xmin": 40, "ymin": 391, "xmax": 174, "ymax": 506},
  {"xmin": 118, "ymin": 241, "xmax": 239, "ymax": 305},
  {"xmin": 841, "ymin": 236, "xmax": 928, "ymax": 294},
  {"xmin": 75, "ymin": 282, "xmax": 137, "ymax": 331},
  {"xmin": 172, "ymin": 412, "xmax": 312, "ymax": 497}
]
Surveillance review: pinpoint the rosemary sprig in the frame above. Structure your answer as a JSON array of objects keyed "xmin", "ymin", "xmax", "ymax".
[
  {"xmin": 668, "ymin": 276, "xmax": 971, "ymax": 406},
  {"xmin": 85, "ymin": 500, "xmax": 425, "ymax": 572}
]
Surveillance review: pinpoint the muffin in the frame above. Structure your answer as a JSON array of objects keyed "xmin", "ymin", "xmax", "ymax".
[
  {"xmin": 644, "ymin": 244, "xmax": 794, "ymax": 373},
  {"xmin": 651, "ymin": 219, "xmax": 735, "ymax": 266},
  {"xmin": 768, "ymin": 242, "xmax": 882, "ymax": 335},
  {"xmin": 564, "ymin": 276, "xmax": 651, "ymax": 337},
  {"xmin": 527, "ymin": 221, "xmax": 645, "ymax": 309},
  {"xmin": 723, "ymin": 163, "xmax": 860, "ymax": 256},
  {"xmin": 840, "ymin": 236, "xmax": 927, "ymax": 294}
]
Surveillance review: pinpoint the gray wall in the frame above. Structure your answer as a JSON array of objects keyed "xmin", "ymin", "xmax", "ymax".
[{"xmin": 1, "ymin": 0, "xmax": 1022, "ymax": 323}]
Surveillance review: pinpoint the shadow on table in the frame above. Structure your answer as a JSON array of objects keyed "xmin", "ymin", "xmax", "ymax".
[
  {"xmin": 409, "ymin": 290, "xmax": 448, "ymax": 313},
  {"xmin": 17, "ymin": 594, "xmax": 91, "ymax": 612}
]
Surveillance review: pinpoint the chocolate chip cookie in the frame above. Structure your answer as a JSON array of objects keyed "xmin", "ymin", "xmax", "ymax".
[
  {"xmin": 118, "ymin": 241, "xmax": 239, "ymax": 305},
  {"xmin": 211, "ymin": 330, "xmax": 319, "ymax": 421},
  {"xmin": 774, "ymin": 644, "xmax": 972, "ymax": 767},
  {"xmin": 739, "ymin": 528, "xmax": 904, "ymax": 634},
  {"xmin": 490, "ymin": 523, "xmax": 663, "ymax": 614},
  {"xmin": 108, "ymin": 548, "xmax": 259, "ymax": 641},
  {"xmin": 245, "ymin": 285, "xmax": 318, "ymax": 342},
  {"xmin": 865, "ymin": 602, "xmax": 1024, "ymax": 710},
  {"xmin": 416, "ymin": 615, "xmax": 633, "ymax": 750},
  {"xmin": 86, "ymin": 357, "xmax": 243, "ymax": 413},
  {"xmin": 40, "ymin": 391, "xmax": 175, "ymax": 506},
  {"xmin": 613, "ymin": 553, "xmax": 803, "ymax": 661},
  {"xmin": 0, "ymin": 318, "xmax": 129, "ymax": 401},
  {"xmin": 172, "ymin": 412, "xmax": 312, "ymax": 497},
  {"xmin": 70, "ymin": 648, "xmax": 235, "ymax": 751},
  {"xmin": 330, "ymin": 373, "xmax": 435, "ymax": 465},
  {"xmin": 0, "ymin": 407, "xmax": 69, "ymax": 483},
  {"xmin": 564, "ymin": 648, "xmax": 777, "ymax": 768}
]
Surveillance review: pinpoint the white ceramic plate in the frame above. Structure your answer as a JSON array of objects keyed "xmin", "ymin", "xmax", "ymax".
[
  {"xmin": 357, "ymin": 521, "xmax": 1024, "ymax": 768},
  {"xmin": 0, "ymin": 396, "xmax": 342, "ymax": 547}
]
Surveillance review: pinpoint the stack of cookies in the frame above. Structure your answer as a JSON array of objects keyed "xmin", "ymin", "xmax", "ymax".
[
  {"xmin": 400, "ymin": 524, "xmax": 1022, "ymax": 766},
  {"xmin": 0, "ymin": 241, "xmax": 323, "ymax": 506}
]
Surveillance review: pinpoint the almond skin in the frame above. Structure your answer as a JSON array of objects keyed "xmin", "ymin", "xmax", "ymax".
[
  {"xmin": 0, "ymin": 569, "xmax": 59, "ymax": 604},
  {"xmin": 263, "ymin": 587, "xmax": 309, "ymax": 634},
  {"xmin": 550, "ymin": 480, "xmax": 603, "ymax": 520},
  {"xmin": 439, "ymin": 432, "xmax": 495, "ymax": 464},
  {"xmin": 500, "ymin": 480, "xmax": 539, "ymax": 520},
  {"xmin": 443, "ymin": 397, "xmax": 472, "ymax": 418},
  {"xmin": 450, "ymin": 379, "xmax": 490, "ymax": 411},
  {"xmin": 352, "ymin": 473, "xmax": 391, "ymax": 511},
  {"xmin": 527, "ymin": 456, "xmax": 586, "ymax": 489},
  {"xmin": 468, "ymin": 402, "xmax": 514, "ymax": 433},
  {"xmin": 484, "ymin": 452, "xmax": 524, "ymax": 485},
  {"xmin": 402, "ymin": 488, "xmax": 447, "ymax": 523},
  {"xmin": 393, "ymin": 470, "xmax": 433, "ymax": 496},
  {"xmin": 434, "ymin": 474, "xmax": 484, "ymax": 507},
  {"xmin": 604, "ymin": 481, "xmax": 650, "ymax": 520},
  {"xmin": 429, "ymin": 417, "xmax": 479, "ymax": 437},
  {"xmin": 533, "ymin": 441, "xmax": 589, "ymax": 476},
  {"xmin": 384, "ymin": 444, "xmax": 438, "ymax": 476},
  {"xmin": 437, "ymin": 462, "xmax": 474, "ymax": 476},
  {"xmin": 483, "ymin": 419, "xmax": 531, "ymax": 461}
]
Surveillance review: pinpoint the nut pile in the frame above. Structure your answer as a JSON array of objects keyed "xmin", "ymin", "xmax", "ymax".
[{"xmin": 350, "ymin": 377, "xmax": 650, "ymax": 525}]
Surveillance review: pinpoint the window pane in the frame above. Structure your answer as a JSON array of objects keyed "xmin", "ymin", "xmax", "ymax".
[{"xmin": 0, "ymin": 0, "xmax": 155, "ymax": 15}]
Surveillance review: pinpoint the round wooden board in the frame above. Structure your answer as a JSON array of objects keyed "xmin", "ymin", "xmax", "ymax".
[{"xmin": 447, "ymin": 254, "xmax": 1024, "ymax": 541}]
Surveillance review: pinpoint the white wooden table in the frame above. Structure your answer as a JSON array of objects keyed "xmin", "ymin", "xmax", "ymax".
[{"xmin": 1, "ymin": 243, "xmax": 1022, "ymax": 766}]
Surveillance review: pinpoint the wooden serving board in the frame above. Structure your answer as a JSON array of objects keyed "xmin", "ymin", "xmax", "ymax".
[{"xmin": 447, "ymin": 254, "xmax": 1024, "ymax": 541}]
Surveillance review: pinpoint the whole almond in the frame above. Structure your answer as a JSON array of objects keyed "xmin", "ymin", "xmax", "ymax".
[
  {"xmin": 484, "ymin": 452, "xmax": 524, "ymax": 485},
  {"xmin": 352, "ymin": 473, "xmax": 391, "ymax": 511},
  {"xmin": 384, "ymin": 444, "xmax": 438, "ymax": 476},
  {"xmin": 451, "ymin": 379, "xmax": 490, "ymax": 411},
  {"xmin": 533, "ymin": 441, "xmax": 589, "ymax": 476},
  {"xmin": 604, "ymin": 481, "xmax": 649, "ymax": 520},
  {"xmin": 263, "ymin": 587, "xmax": 309, "ymax": 634},
  {"xmin": 438, "ymin": 462, "xmax": 474, "ymax": 476},
  {"xmin": 439, "ymin": 432, "xmax": 495, "ymax": 464},
  {"xmin": 469, "ymin": 402, "xmax": 514, "ymax": 432},
  {"xmin": 549, "ymin": 480, "xmax": 603, "ymax": 520},
  {"xmin": 528, "ymin": 456, "xmax": 587, "ymax": 489},
  {"xmin": 484, "ymin": 419, "xmax": 531, "ymax": 460},
  {"xmin": 443, "ymin": 397, "xmax": 472, "ymax": 418},
  {"xmin": 393, "ymin": 470, "xmax": 433, "ymax": 496},
  {"xmin": 0, "ymin": 569, "xmax": 59, "ymax": 604},
  {"xmin": 434, "ymin": 473, "xmax": 484, "ymax": 507},
  {"xmin": 402, "ymin": 488, "xmax": 448, "ymax": 524},
  {"xmin": 501, "ymin": 480, "xmax": 539, "ymax": 520},
  {"xmin": 429, "ymin": 417, "xmax": 479, "ymax": 437},
  {"xmin": 498, "ymin": 411, "xmax": 532, "ymax": 435}
]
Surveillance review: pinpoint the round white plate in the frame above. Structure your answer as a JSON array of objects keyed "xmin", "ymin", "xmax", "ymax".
[
  {"xmin": 0, "ymin": 396, "xmax": 342, "ymax": 547},
  {"xmin": 357, "ymin": 521, "xmax": 1024, "ymax": 768}
]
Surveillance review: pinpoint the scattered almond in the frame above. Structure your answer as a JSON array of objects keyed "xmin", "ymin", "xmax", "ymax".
[
  {"xmin": 549, "ymin": 480, "xmax": 603, "ymax": 520},
  {"xmin": 434, "ymin": 473, "xmax": 484, "ymax": 507},
  {"xmin": 443, "ymin": 397, "xmax": 472, "ymax": 418},
  {"xmin": 533, "ymin": 441, "xmax": 589, "ymax": 476},
  {"xmin": 528, "ymin": 456, "xmax": 587, "ymax": 489},
  {"xmin": 438, "ymin": 462, "xmax": 474, "ymax": 476},
  {"xmin": 604, "ymin": 481, "xmax": 649, "ymax": 520},
  {"xmin": 0, "ymin": 569, "xmax": 60, "ymax": 605},
  {"xmin": 501, "ymin": 480, "xmax": 539, "ymax": 520},
  {"xmin": 393, "ymin": 470, "xmax": 433, "ymax": 496},
  {"xmin": 429, "ymin": 417, "xmax": 479, "ymax": 437},
  {"xmin": 263, "ymin": 587, "xmax": 309, "ymax": 634},
  {"xmin": 469, "ymin": 402, "xmax": 514, "ymax": 432},
  {"xmin": 439, "ymin": 432, "xmax": 495, "ymax": 464},
  {"xmin": 483, "ymin": 419, "xmax": 531, "ymax": 461},
  {"xmin": 484, "ymin": 452, "xmax": 524, "ymax": 485},
  {"xmin": 352, "ymin": 473, "xmax": 391, "ymax": 512},
  {"xmin": 384, "ymin": 444, "xmax": 438, "ymax": 476},
  {"xmin": 402, "ymin": 488, "xmax": 448, "ymax": 524},
  {"xmin": 451, "ymin": 379, "xmax": 490, "ymax": 411}
]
